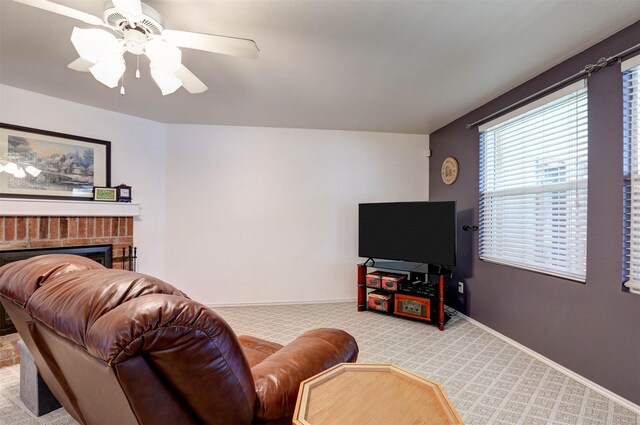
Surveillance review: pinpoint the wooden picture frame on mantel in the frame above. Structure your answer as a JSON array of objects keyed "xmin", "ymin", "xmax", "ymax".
[{"xmin": 0, "ymin": 123, "xmax": 111, "ymax": 200}]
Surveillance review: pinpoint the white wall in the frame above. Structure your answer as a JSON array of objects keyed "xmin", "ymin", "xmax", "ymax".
[
  {"xmin": 164, "ymin": 124, "xmax": 429, "ymax": 305},
  {"xmin": 0, "ymin": 84, "xmax": 430, "ymax": 304},
  {"xmin": 0, "ymin": 85, "xmax": 167, "ymax": 276}
]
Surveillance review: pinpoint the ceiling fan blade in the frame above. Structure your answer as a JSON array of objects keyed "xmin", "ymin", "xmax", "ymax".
[
  {"xmin": 11, "ymin": 0, "xmax": 104, "ymax": 25},
  {"xmin": 112, "ymin": 0, "xmax": 142, "ymax": 20},
  {"xmin": 67, "ymin": 58, "xmax": 93, "ymax": 72},
  {"xmin": 162, "ymin": 30, "xmax": 259, "ymax": 59},
  {"xmin": 174, "ymin": 65, "xmax": 208, "ymax": 94}
]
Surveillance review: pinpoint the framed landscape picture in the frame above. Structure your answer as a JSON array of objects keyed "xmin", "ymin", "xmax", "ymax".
[{"xmin": 0, "ymin": 123, "xmax": 111, "ymax": 200}]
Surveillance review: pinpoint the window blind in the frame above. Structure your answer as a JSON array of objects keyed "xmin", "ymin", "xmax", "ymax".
[
  {"xmin": 622, "ymin": 57, "xmax": 640, "ymax": 294},
  {"xmin": 479, "ymin": 80, "xmax": 588, "ymax": 281}
]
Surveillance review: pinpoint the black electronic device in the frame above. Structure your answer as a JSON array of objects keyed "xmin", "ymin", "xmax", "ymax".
[
  {"xmin": 398, "ymin": 280, "xmax": 438, "ymax": 297},
  {"xmin": 358, "ymin": 201, "xmax": 457, "ymax": 266}
]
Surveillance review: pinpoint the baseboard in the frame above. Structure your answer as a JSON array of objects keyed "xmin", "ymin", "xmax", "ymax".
[
  {"xmin": 206, "ymin": 298, "xmax": 356, "ymax": 308},
  {"xmin": 457, "ymin": 312, "xmax": 640, "ymax": 416}
]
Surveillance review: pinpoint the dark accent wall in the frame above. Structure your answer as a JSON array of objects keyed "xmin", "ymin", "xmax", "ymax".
[{"xmin": 430, "ymin": 21, "xmax": 640, "ymax": 404}]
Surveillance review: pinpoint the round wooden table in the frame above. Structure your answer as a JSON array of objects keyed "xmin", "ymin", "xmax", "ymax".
[{"xmin": 293, "ymin": 363, "xmax": 463, "ymax": 424}]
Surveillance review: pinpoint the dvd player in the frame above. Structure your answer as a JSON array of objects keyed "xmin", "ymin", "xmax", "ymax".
[{"xmin": 398, "ymin": 280, "xmax": 437, "ymax": 297}]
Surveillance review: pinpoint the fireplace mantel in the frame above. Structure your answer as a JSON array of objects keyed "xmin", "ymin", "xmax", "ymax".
[{"xmin": 0, "ymin": 198, "xmax": 140, "ymax": 217}]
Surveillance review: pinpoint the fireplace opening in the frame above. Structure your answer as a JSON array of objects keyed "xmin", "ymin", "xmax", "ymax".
[{"xmin": 0, "ymin": 245, "xmax": 112, "ymax": 335}]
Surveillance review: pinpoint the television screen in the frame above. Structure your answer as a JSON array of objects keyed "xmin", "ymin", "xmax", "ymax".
[{"xmin": 358, "ymin": 201, "xmax": 456, "ymax": 266}]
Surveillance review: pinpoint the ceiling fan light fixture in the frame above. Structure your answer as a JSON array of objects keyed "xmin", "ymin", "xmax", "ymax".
[
  {"xmin": 18, "ymin": 0, "xmax": 258, "ymax": 96},
  {"xmin": 89, "ymin": 55, "xmax": 126, "ymax": 88},
  {"xmin": 71, "ymin": 27, "xmax": 121, "ymax": 63},
  {"xmin": 150, "ymin": 65, "xmax": 182, "ymax": 95},
  {"xmin": 145, "ymin": 38, "xmax": 181, "ymax": 70},
  {"xmin": 146, "ymin": 38, "xmax": 183, "ymax": 95}
]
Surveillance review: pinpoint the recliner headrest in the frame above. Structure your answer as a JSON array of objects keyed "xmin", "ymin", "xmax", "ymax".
[{"xmin": 0, "ymin": 254, "xmax": 105, "ymax": 306}]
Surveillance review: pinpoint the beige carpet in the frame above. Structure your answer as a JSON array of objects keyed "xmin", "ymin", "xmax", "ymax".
[
  {"xmin": 0, "ymin": 365, "xmax": 76, "ymax": 425},
  {"xmin": 0, "ymin": 303, "xmax": 638, "ymax": 425}
]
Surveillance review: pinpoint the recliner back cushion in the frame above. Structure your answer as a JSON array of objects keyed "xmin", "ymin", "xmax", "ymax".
[
  {"xmin": 27, "ymin": 268, "xmax": 187, "ymax": 347},
  {"xmin": 0, "ymin": 254, "xmax": 105, "ymax": 306}
]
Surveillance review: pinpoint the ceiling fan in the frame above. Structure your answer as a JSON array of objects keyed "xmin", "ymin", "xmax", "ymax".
[{"xmin": 12, "ymin": 0, "xmax": 260, "ymax": 95}]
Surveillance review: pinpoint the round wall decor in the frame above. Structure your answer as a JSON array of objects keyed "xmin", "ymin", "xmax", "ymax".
[{"xmin": 441, "ymin": 157, "xmax": 459, "ymax": 185}]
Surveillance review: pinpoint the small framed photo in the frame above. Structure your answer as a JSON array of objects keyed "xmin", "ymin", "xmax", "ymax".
[{"xmin": 93, "ymin": 187, "xmax": 117, "ymax": 202}]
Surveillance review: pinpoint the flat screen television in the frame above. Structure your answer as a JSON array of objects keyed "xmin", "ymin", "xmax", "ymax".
[{"xmin": 358, "ymin": 201, "xmax": 456, "ymax": 266}]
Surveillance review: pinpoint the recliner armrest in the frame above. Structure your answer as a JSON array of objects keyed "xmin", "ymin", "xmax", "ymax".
[
  {"xmin": 238, "ymin": 335, "xmax": 284, "ymax": 367},
  {"xmin": 251, "ymin": 328, "xmax": 358, "ymax": 421}
]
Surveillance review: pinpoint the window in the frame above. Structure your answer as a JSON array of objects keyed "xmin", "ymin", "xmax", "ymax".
[
  {"xmin": 479, "ymin": 80, "xmax": 588, "ymax": 281},
  {"xmin": 622, "ymin": 56, "xmax": 640, "ymax": 294}
]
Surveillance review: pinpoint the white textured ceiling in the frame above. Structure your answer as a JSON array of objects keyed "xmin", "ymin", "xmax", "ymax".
[{"xmin": 1, "ymin": 0, "xmax": 640, "ymax": 134}]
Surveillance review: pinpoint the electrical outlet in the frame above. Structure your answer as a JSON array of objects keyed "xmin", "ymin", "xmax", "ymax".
[{"xmin": 458, "ymin": 282, "xmax": 464, "ymax": 294}]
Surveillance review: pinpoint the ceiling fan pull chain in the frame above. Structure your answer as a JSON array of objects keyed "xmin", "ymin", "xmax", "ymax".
[
  {"xmin": 120, "ymin": 75, "xmax": 126, "ymax": 96},
  {"xmin": 136, "ymin": 56, "xmax": 140, "ymax": 79}
]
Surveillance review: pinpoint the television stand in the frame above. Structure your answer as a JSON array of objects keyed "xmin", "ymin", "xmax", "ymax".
[{"xmin": 357, "ymin": 261, "xmax": 450, "ymax": 331}]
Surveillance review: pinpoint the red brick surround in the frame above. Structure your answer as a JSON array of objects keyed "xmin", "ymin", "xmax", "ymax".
[
  {"xmin": 0, "ymin": 216, "xmax": 133, "ymax": 268},
  {"xmin": 0, "ymin": 333, "xmax": 20, "ymax": 368}
]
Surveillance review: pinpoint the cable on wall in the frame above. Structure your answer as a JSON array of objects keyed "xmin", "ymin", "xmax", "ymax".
[{"xmin": 466, "ymin": 41, "xmax": 640, "ymax": 130}]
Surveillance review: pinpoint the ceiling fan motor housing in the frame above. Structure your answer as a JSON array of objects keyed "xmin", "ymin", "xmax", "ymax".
[{"xmin": 103, "ymin": 1, "xmax": 164, "ymax": 36}]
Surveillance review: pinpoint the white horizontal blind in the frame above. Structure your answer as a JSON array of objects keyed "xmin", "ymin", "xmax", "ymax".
[
  {"xmin": 622, "ymin": 58, "xmax": 640, "ymax": 293},
  {"xmin": 479, "ymin": 82, "xmax": 588, "ymax": 281}
]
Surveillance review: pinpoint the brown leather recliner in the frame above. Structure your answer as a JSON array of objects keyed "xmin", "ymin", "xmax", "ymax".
[
  {"xmin": 0, "ymin": 254, "xmax": 108, "ymax": 422},
  {"xmin": 0, "ymin": 255, "xmax": 359, "ymax": 424}
]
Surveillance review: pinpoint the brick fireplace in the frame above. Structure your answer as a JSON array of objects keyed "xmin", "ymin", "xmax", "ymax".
[
  {"xmin": 0, "ymin": 216, "xmax": 134, "ymax": 264},
  {"xmin": 0, "ymin": 214, "xmax": 134, "ymax": 318}
]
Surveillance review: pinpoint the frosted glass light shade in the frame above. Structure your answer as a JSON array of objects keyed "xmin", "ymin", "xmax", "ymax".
[
  {"xmin": 146, "ymin": 40, "xmax": 183, "ymax": 95},
  {"xmin": 71, "ymin": 27, "xmax": 120, "ymax": 63},
  {"xmin": 90, "ymin": 56, "xmax": 126, "ymax": 88},
  {"xmin": 145, "ymin": 39, "xmax": 181, "ymax": 70},
  {"xmin": 150, "ymin": 65, "xmax": 182, "ymax": 95}
]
